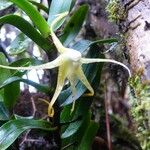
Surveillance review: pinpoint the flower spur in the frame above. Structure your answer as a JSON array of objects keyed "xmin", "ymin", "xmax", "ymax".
[{"xmin": 0, "ymin": 12, "xmax": 131, "ymax": 117}]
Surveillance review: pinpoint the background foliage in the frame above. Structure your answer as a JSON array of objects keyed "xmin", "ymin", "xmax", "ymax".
[{"xmin": 0, "ymin": 0, "xmax": 146, "ymax": 150}]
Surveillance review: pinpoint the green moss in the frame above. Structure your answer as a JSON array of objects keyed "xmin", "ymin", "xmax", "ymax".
[
  {"xmin": 106, "ymin": 0, "xmax": 125, "ymax": 22},
  {"xmin": 129, "ymin": 72, "xmax": 150, "ymax": 150}
]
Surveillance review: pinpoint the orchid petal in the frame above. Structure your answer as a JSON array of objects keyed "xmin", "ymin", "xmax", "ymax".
[
  {"xmin": 68, "ymin": 74, "xmax": 77, "ymax": 97},
  {"xmin": 50, "ymin": 12, "xmax": 69, "ymax": 54},
  {"xmin": 76, "ymin": 66, "xmax": 94, "ymax": 96},
  {"xmin": 81, "ymin": 58, "xmax": 131, "ymax": 77},
  {"xmin": 68, "ymin": 75, "xmax": 77, "ymax": 112},
  {"xmin": 48, "ymin": 64, "xmax": 68, "ymax": 117},
  {"xmin": 0, "ymin": 55, "xmax": 64, "ymax": 70}
]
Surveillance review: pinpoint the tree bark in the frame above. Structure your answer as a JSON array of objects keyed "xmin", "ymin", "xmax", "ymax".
[{"xmin": 124, "ymin": 0, "xmax": 150, "ymax": 80}]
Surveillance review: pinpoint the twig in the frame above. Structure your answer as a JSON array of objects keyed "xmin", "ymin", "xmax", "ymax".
[
  {"xmin": 31, "ymin": 97, "xmax": 37, "ymax": 117},
  {"xmin": 104, "ymin": 82, "xmax": 112, "ymax": 150},
  {"xmin": 20, "ymin": 97, "xmax": 37, "ymax": 146},
  {"xmin": 61, "ymin": 142, "xmax": 76, "ymax": 150},
  {"xmin": 20, "ymin": 130, "xmax": 30, "ymax": 146}
]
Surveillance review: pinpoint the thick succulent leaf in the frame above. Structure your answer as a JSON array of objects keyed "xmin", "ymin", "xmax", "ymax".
[
  {"xmin": 14, "ymin": 114, "xmax": 33, "ymax": 120},
  {"xmin": 0, "ymin": 53, "xmax": 10, "ymax": 85},
  {"xmin": 77, "ymin": 121, "xmax": 99, "ymax": 150},
  {"xmin": 0, "ymin": 53, "xmax": 18, "ymax": 110},
  {"xmin": 0, "ymin": 102, "xmax": 9, "ymax": 120},
  {"xmin": 0, "ymin": 76, "xmax": 50, "ymax": 94},
  {"xmin": 91, "ymin": 38, "xmax": 118, "ymax": 45},
  {"xmin": 9, "ymin": 33, "xmax": 31, "ymax": 55},
  {"xmin": 48, "ymin": 0, "xmax": 73, "ymax": 26},
  {"xmin": 70, "ymin": 0, "xmax": 76, "ymax": 10},
  {"xmin": 4, "ymin": 81, "xmax": 20, "ymax": 109},
  {"xmin": 0, "ymin": 15, "xmax": 51, "ymax": 53},
  {"xmin": 0, "ymin": 57, "xmax": 49, "ymax": 109},
  {"xmin": 61, "ymin": 105, "xmax": 91, "ymax": 148},
  {"xmin": 62, "ymin": 111, "xmax": 98, "ymax": 149},
  {"xmin": 61, "ymin": 4, "xmax": 89, "ymax": 46},
  {"xmin": 61, "ymin": 120, "xmax": 82, "ymax": 139},
  {"xmin": 0, "ymin": 119, "xmax": 55, "ymax": 150},
  {"xmin": 29, "ymin": 0, "xmax": 49, "ymax": 14},
  {"xmin": 10, "ymin": 0, "xmax": 50, "ymax": 37},
  {"xmin": 0, "ymin": 56, "xmax": 46, "ymax": 109},
  {"xmin": 61, "ymin": 99, "xmax": 92, "ymax": 140}
]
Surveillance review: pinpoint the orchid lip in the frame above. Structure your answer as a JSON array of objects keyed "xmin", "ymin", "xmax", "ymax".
[{"xmin": 65, "ymin": 50, "xmax": 82, "ymax": 62}]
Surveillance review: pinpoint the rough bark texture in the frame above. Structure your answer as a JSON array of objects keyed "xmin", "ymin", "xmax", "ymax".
[{"xmin": 125, "ymin": 0, "xmax": 150, "ymax": 80}]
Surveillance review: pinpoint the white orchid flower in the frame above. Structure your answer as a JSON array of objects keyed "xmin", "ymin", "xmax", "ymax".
[{"xmin": 0, "ymin": 12, "xmax": 131, "ymax": 117}]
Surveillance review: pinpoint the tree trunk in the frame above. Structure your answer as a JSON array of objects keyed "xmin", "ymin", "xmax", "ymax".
[
  {"xmin": 121, "ymin": 1, "xmax": 150, "ymax": 149},
  {"xmin": 124, "ymin": 0, "xmax": 150, "ymax": 80}
]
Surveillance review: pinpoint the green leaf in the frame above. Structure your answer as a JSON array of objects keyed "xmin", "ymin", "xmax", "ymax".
[
  {"xmin": 77, "ymin": 121, "xmax": 99, "ymax": 150},
  {"xmin": 9, "ymin": 33, "xmax": 31, "ymax": 55},
  {"xmin": 0, "ymin": 0, "xmax": 12, "ymax": 11},
  {"xmin": 61, "ymin": 5, "xmax": 89, "ymax": 46},
  {"xmin": 70, "ymin": 0, "xmax": 76, "ymax": 10},
  {"xmin": 60, "ymin": 103, "xmax": 82, "ymax": 141},
  {"xmin": 0, "ymin": 57, "xmax": 50, "ymax": 109},
  {"xmin": 29, "ymin": 0, "xmax": 49, "ymax": 14},
  {"xmin": 0, "ymin": 76, "xmax": 50, "ymax": 94},
  {"xmin": 0, "ymin": 119, "xmax": 55, "ymax": 150},
  {"xmin": 61, "ymin": 120, "xmax": 82, "ymax": 139},
  {"xmin": 61, "ymin": 105, "xmax": 92, "ymax": 148},
  {"xmin": 0, "ymin": 53, "xmax": 11, "ymax": 103},
  {"xmin": 10, "ymin": 0, "xmax": 50, "ymax": 37},
  {"xmin": 0, "ymin": 15, "xmax": 51, "ymax": 53},
  {"xmin": 48, "ymin": 0, "xmax": 73, "ymax": 25},
  {"xmin": 4, "ymin": 82, "xmax": 20, "ymax": 109},
  {"xmin": 61, "ymin": 100, "xmax": 92, "ymax": 139},
  {"xmin": 0, "ymin": 53, "xmax": 10, "ymax": 85},
  {"xmin": 0, "ymin": 102, "xmax": 9, "ymax": 120},
  {"xmin": 62, "ymin": 111, "xmax": 97, "ymax": 149},
  {"xmin": 60, "ymin": 104, "xmax": 75, "ymax": 123},
  {"xmin": 0, "ymin": 53, "xmax": 21, "ymax": 109},
  {"xmin": 61, "ymin": 104, "xmax": 93, "ymax": 142},
  {"xmin": 91, "ymin": 38, "xmax": 118, "ymax": 45},
  {"xmin": 14, "ymin": 114, "xmax": 33, "ymax": 120}
]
